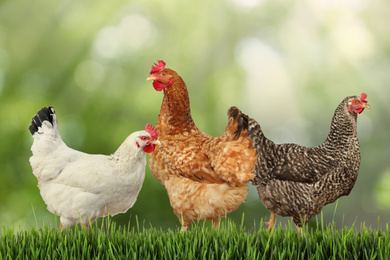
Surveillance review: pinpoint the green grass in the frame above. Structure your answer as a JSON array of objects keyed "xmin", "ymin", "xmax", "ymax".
[{"xmin": 1, "ymin": 215, "xmax": 389, "ymax": 260}]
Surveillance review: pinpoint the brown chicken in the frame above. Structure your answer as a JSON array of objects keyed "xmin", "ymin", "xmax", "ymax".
[
  {"xmin": 146, "ymin": 60, "xmax": 257, "ymax": 231},
  {"xmin": 246, "ymin": 94, "xmax": 370, "ymax": 234}
]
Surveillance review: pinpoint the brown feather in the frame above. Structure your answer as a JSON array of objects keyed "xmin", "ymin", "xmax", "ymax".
[{"xmin": 148, "ymin": 67, "xmax": 257, "ymax": 231}]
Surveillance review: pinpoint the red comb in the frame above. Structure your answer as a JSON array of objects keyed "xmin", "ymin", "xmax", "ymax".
[
  {"xmin": 360, "ymin": 93, "xmax": 367, "ymax": 102},
  {"xmin": 150, "ymin": 60, "xmax": 166, "ymax": 74},
  {"xmin": 145, "ymin": 124, "xmax": 158, "ymax": 140}
]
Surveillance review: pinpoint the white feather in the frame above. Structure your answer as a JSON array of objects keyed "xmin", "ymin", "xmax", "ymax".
[{"xmin": 29, "ymin": 109, "xmax": 151, "ymax": 228}]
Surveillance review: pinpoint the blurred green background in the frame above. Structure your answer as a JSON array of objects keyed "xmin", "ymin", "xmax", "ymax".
[{"xmin": 1, "ymin": 0, "xmax": 389, "ymax": 231}]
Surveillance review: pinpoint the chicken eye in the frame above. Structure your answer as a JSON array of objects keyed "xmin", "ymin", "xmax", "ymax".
[{"xmin": 141, "ymin": 136, "xmax": 147, "ymax": 140}]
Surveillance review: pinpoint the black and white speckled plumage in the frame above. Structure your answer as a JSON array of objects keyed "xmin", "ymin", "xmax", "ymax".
[{"xmin": 248, "ymin": 95, "xmax": 368, "ymax": 227}]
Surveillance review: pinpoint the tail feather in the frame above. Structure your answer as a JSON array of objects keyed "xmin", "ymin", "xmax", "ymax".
[
  {"xmin": 213, "ymin": 106, "xmax": 256, "ymax": 184},
  {"xmin": 248, "ymin": 117, "xmax": 261, "ymax": 133},
  {"xmin": 29, "ymin": 106, "xmax": 56, "ymax": 135},
  {"xmin": 226, "ymin": 106, "xmax": 249, "ymax": 139}
]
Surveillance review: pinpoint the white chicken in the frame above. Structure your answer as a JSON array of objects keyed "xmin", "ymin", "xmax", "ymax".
[{"xmin": 29, "ymin": 106, "xmax": 159, "ymax": 230}]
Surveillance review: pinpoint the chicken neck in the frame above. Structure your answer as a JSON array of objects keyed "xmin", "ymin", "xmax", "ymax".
[
  {"xmin": 248, "ymin": 119, "xmax": 278, "ymax": 163},
  {"xmin": 322, "ymin": 99, "xmax": 358, "ymax": 149},
  {"xmin": 111, "ymin": 134, "xmax": 147, "ymax": 172},
  {"xmin": 157, "ymin": 72, "xmax": 198, "ymax": 135}
]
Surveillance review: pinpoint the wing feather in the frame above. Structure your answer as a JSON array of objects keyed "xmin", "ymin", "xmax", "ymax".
[
  {"xmin": 270, "ymin": 145, "xmax": 338, "ymax": 183},
  {"xmin": 150, "ymin": 130, "xmax": 256, "ymax": 185}
]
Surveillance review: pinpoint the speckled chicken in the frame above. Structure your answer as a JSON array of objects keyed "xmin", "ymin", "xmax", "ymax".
[
  {"xmin": 247, "ymin": 94, "xmax": 370, "ymax": 233},
  {"xmin": 146, "ymin": 60, "xmax": 257, "ymax": 231}
]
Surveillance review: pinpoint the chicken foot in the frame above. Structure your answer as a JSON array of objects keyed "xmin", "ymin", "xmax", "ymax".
[{"xmin": 59, "ymin": 221, "xmax": 90, "ymax": 233}]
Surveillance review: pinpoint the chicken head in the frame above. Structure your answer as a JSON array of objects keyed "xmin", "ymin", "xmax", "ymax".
[
  {"xmin": 347, "ymin": 93, "xmax": 371, "ymax": 114},
  {"xmin": 146, "ymin": 60, "xmax": 173, "ymax": 91},
  {"xmin": 136, "ymin": 124, "xmax": 160, "ymax": 153}
]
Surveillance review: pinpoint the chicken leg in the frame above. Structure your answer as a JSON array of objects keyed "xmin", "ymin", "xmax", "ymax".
[
  {"xmin": 60, "ymin": 221, "xmax": 91, "ymax": 233},
  {"xmin": 180, "ymin": 226, "xmax": 188, "ymax": 232},
  {"xmin": 293, "ymin": 221, "xmax": 307, "ymax": 236},
  {"xmin": 213, "ymin": 218, "xmax": 220, "ymax": 230},
  {"xmin": 263, "ymin": 212, "xmax": 276, "ymax": 232},
  {"xmin": 179, "ymin": 215, "xmax": 191, "ymax": 232}
]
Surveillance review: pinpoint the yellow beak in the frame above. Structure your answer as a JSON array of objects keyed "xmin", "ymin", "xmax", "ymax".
[
  {"xmin": 152, "ymin": 140, "xmax": 161, "ymax": 145},
  {"xmin": 146, "ymin": 75, "xmax": 157, "ymax": 81},
  {"xmin": 363, "ymin": 103, "xmax": 371, "ymax": 109}
]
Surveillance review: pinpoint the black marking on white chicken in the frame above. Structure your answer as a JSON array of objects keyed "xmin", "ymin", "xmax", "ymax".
[
  {"xmin": 29, "ymin": 106, "xmax": 55, "ymax": 135},
  {"xmin": 28, "ymin": 106, "xmax": 159, "ymax": 230}
]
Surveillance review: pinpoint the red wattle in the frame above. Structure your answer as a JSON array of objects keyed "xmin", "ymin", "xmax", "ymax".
[
  {"xmin": 153, "ymin": 81, "xmax": 165, "ymax": 91},
  {"xmin": 143, "ymin": 144, "xmax": 155, "ymax": 153},
  {"xmin": 354, "ymin": 108, "xmax": 364, "ymax": 114}
]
